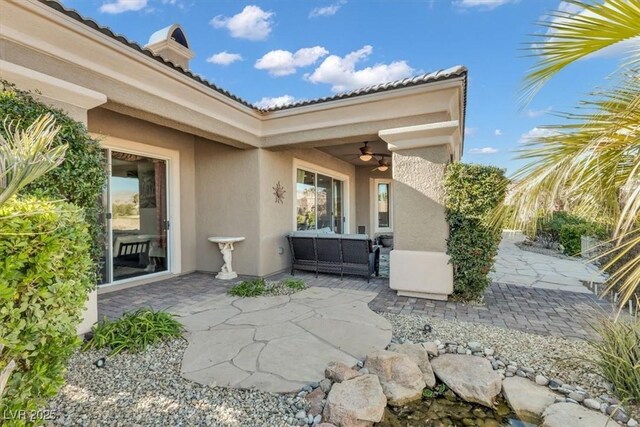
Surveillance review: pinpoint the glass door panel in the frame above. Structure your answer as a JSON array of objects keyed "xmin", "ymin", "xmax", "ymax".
[
  {"xmin": 316, "ymin": 174, "xmax": 333, "ymax": 230},
  {"xmin": 333, "ymin": 179, "xmax": 343, "ymax": 234},
  {"xmin": 296, "ymin": 169, "xmax": 316, "ymax": 230},
  {"xmin": 109, "ymin": 151, "xmax": 169, "ymax": 282},
  {"xmin": 98, "ymin": 149, "xmax": 110, "ymax": 284},
  {"xmin": 377, "ymin": 182, "xmax": 390, "ymax": 229}
]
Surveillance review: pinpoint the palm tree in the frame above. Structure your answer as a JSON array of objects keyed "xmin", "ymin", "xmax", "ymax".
[
  {"xmin": 0, "ymin": 113, "xmax": 67, "ymax": 206},
  {"xmin": 496, "ymin": 0, "xmax": 640, "ymax": 308}
]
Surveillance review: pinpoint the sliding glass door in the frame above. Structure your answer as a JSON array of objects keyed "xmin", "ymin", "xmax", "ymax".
[
  {"xmin": 296, "ymin": 168, "xmax": 344, "ymax": 233},
  {"xmin": 100, "ymin": 149, "xmax": 170, "ymax": 285}
]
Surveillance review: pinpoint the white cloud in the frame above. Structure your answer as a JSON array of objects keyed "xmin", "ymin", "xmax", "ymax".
[
  {"xmin": 464, "ymin": 127, "xmax": 478, "ymax": 137},
  {"xmin": 469, "ymin": 147, "xmax": 499, "ymax": 154},
  {"xmin": 455, "ymin": 0, "xmax": 517, "ymax": 10},
  {"xmin": 519, "ymin": 127, "xmax": 556, "ymax": 144},
  {"xmin": 254, "ymin": 95, "xmax": 297, "ymax": 109},
  {"xmin": 494, "ymin": 129, "xmax": 502, "ymax": 136},
  {"xmin": 206, "ymin": 51, "xmax": 243, "ymax": 66},
  {"xmin": 309, "ymin": 1, "xmax": 346, "ymax": 18},
  {"xmin": 100, "ymin": 0, "xmax": 147, "ymax": 14},
  {"xmin": 211, "ymin": 5, "xmax": 274, "ymax": 41},
  {"xmin": 305, "ymin": 45, "xmax": 414, "ymax": 92},
  {"xmin": 255, "ymin": 46, "xmax": 329, "ymax": 77},
  {"xmin": 525, "ymin": 106, "xmax": 552, "ymax": 118}
]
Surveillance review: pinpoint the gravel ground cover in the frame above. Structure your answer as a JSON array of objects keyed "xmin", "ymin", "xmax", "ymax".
[
  {"xmin": 380, "ymin": 311, "xmax": 639, "ymax": 420},
  {"xmin": 47, "ymin": 339, "xmax": 299, "ymax": 427},
  {"xmin": 379, "ymin": 311, "xmax": 608, "ymax": 397}
]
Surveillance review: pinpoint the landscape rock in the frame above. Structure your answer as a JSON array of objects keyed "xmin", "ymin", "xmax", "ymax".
[
  {"xmin": 502, "ymin": 377, "xmax": 558, "ymax": 423},
  {"xmin": 325, "ymin": 362, "xmax": 361, "ymax": 383},
  {"xmin": 421, "ymin": 341, "xmax": 438, "ymax": 357},
  {"xmin": 388, "ymin": 343, "xmax": 436, "ymax": 388},
  {"xmin": 431, "ymin": 354, "xmax": 501, "ymax": 408},
  {"xmin": 319, "ymin": 378, "xmax": 332, "ymax": 393},
  {"xmin": 305, "ymin": 387, "xmax": 327, "ymax": 417},
  {"xmin": 365, "ymin": 350, "xmax": 425, "ymax": 406},
  {"xmin": 583, "ymin": 398, "xmax": 601, "ymax": 410},
  {"xmin": 542, "ymin": 402, "xmax": 614, "ymax": 427},
  {"xmin": 322, "ymin": 374, "xmax": 386, "ymax": 427}
]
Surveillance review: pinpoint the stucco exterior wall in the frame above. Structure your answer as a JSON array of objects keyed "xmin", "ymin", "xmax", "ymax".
[
  {"xmin": 355, "ymin": 166, "xmax": 392, "ymax": 236},
  {"xmin": 392, "ymin": 145, "xmax": 450, "ymax": 252},
  {"xmin": 88, "ymin": 108, "xmax": 198, "ymax": 273},
  {"xmin": 256, "ymin": 148, "xmax": 357, "ymax": 276},
  {"xmin": 193, "ymin": 142, "xmax": 262, "ymax": 276}
]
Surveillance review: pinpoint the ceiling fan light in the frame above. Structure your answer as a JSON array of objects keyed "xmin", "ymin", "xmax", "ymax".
[
  {"xmin": 378, "ymin": 165, "xmax": 389, "ymax": 172},
  {"xmin": 359, "ymin": 154, "xmax": 373, "ymax": 162}
]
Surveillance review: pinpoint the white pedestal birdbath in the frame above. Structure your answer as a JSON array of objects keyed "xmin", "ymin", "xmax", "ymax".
[{"xmin": 208, "ymin": 236, "xmax": 245, "ymax": 280}]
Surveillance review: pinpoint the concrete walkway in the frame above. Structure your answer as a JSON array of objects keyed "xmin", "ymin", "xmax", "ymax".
[
  {"xmin": 490, "ymin": 232, "xmax": 607, "ymax": 294},
  {"xmin": 173, "ymin": 287, "xmax": 391, "ymax": 393}
]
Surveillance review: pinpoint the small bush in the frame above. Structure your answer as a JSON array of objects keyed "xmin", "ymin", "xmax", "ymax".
[
  {"xmin": 228, "ymin": 278, "xmax": 307, "ymax": 297},
  {"xmin": 0, "ymin": 81, "xmax": 106, "ymax": 265},
  {"xmin": 83, "ymin": 309, "xmax": 183, "ymax": 356},
  {"xmin": 0, "ymin": 198, "xmax": 94, "ymax": 423},
  {"xmin": 444, "ymin": 163, "xmax": 509, "ymax": 301},
  {"xmin": 589, "ymin": 318, "xmax": 640, "ymax": 404},
  {"xmin": 537, "ymin": 211, "xmax": 607, "ymax": 256}
]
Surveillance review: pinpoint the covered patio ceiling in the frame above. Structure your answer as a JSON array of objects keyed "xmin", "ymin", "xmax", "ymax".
[{"xmin": 318, "ymin": 140, "xmax": 391, "ymax": 167}]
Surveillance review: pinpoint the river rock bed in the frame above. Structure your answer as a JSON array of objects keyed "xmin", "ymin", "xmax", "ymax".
[{"xmin": 379, "ymin": 311, "xmax": 639, "ymax": 423}]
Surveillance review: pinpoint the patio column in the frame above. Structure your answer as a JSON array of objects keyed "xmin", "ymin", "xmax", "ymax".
[
  {"xmin": 379, "ymin": 121, "xmax": 460, "ymax": 300},
  {"xmin": 0, "ymin": 60, "xmax": 108, "ymax": 332}
]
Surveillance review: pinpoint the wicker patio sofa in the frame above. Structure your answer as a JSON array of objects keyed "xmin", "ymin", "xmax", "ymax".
[{"xmin": 287, "ymin": 230, "xmax": 380, "ymax": 281}]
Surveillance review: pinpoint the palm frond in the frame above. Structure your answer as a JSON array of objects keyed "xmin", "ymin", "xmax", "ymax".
[
  {"xmin": 523, "ymin": 0, "xmax": 640, "ymax": 103},
  {"xmin": 0, "ymin": 113, "xmax": 67, "ymax": 206}
]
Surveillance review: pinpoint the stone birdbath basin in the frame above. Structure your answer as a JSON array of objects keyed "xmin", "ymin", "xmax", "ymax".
[{"xmin": 208, "ymin": 236, "xmax": 245, "ymax": 280}]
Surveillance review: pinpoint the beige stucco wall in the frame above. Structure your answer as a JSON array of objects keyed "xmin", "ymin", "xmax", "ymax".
[
  {"xmin": 392, "ymin": 145, "xmax": 450, "ymax": 252},
  {"xmin": 256, "ymin": 148, "xmax": 357, "ymax": 276},
  {"xmin": 193, "ymin": 141, "xmax": 262, "ymax": 276},
  {"xmin": 88, "ymin": 108, "xmax": 198, "ymax": 273},
  {"xmin": 355, "ymin": 166, "xmax": 392, "ymax": 236}
]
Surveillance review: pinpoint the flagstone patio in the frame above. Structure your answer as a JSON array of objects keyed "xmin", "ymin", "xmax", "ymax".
[{"xmin": 173, "ymin": 287, "xmax": 392, "ymax": 393}]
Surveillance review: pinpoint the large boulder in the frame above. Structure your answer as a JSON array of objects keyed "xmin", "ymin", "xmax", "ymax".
[
  {"xmin": 542, "ymin": 402, "xmax": 613, "ymax": 427},
  {"xmin": 322, "ymin": 374, "xmax": 387, "ymax": 427},
  {"xmin": 502, "ymin": 377, "xmax": 558, "ymax": 423},
  {"xmin": 364, "ymin": 350, "xmax": 426, "ymax": 406},
  {"xmin": 325, "ymin": 361, "xmax": 362, "ymax": 383},
  {"xmin": 388, "ymin": 343, "xmax": 436, "ymax": 388},
  {"xmin": 430, "ymin": 354, "xmax": 501, "ymax": 408}
]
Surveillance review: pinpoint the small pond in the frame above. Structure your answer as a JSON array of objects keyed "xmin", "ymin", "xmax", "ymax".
[{"xmin": 375, "ymin": 390, "xmax": 537, "ymax": 427}]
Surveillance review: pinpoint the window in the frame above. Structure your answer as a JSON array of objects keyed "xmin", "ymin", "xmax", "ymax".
[
  {"xmin": 374, "ymin": 179, "xmax": 392, "ymax": 232},
  {"xmin": 296, "ymin": 167, "xmax": 344, "ymax": 233}
]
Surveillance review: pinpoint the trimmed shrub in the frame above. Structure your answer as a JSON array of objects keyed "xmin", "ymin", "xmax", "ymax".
[
  {"xmin": 444, "ymin": 163, "xmax": 509, "ymax": 301},
  {"xmin": 83, "ymin": 309, "xmax": 183, "ymax": 356},
  {"xmin": 537, "ymin": 211, "xmax": 607, "ymax": 256},
  {"xmin": 0, "ymin": 198, "xmax": 94, "ymax": 424},
  {"xmin": 228, "ymin": 278, "xmax": 307, "ymax": 297},
  {"xmin": 0, "ymin": 81, "xmax": 106, "ymax": 265}
]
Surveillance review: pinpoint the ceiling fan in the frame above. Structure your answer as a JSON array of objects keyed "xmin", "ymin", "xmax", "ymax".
[{"xmin": 357, "ymin": 142, "xmax": 390, "ymax": 172}]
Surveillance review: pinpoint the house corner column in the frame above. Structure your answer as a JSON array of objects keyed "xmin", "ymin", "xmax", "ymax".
[
  {"xmin": 0, "ymin": 60, "xmax": 108, "ymax": 334},
  {"xmin": 379, "ymin": 122, "xmax": 459, "ymax": 300}
]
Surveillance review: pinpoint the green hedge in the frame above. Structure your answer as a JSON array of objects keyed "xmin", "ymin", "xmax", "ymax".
[
  {"xmin": 538, "ymin": 211, "xmax": 607, "ymax": 256},
  {"xmin": 444, "ymin": 163, "xmax": 508, "ymax": 301},
  {"xmin": 0, "ymin": 81, "xmax": 106, "ymax": 266},
  {"xmin": 0, "ymin": 198, "xmax": 94, "ymax": 425}
]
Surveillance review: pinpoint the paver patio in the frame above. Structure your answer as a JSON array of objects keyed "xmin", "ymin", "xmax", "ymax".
[{"xmin": 490, "ymin": 232, "xmax": 607, "ymax": 293}]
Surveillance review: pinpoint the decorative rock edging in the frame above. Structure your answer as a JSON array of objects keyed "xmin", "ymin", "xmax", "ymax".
[{"xmin": 288, "ymin": 338, "xmax": 637, "ymax": 427}]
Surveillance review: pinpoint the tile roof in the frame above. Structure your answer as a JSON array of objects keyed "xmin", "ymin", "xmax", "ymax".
[{"xmin": 39, "ymin": 0, "xmax": 467, "ymax": 115}]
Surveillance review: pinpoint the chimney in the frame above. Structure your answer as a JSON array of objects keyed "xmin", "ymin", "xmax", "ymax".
[{"xmin": 145, "ymin": 24, "xmax": 194, "ymax": 70}]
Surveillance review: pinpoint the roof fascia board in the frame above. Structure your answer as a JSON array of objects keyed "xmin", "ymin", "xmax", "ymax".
[{"xmin": 12, "ymin": 0, "xmax": 262, "ymax": 120}]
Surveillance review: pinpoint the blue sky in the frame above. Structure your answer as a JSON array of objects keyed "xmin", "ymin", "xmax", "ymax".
[{"xmin": 61, "ymin": 0, "xmax": 622, "ymax": 175}]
